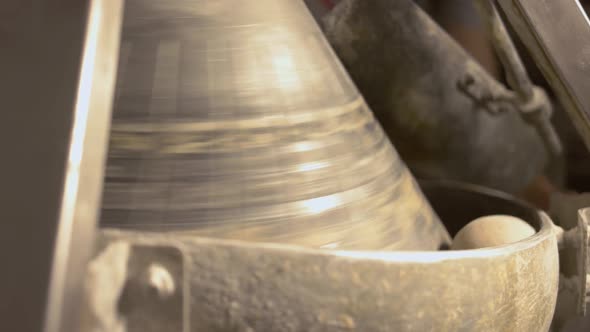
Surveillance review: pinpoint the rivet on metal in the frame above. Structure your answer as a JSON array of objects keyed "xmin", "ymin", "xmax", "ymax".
[{"xmin": 145, "ymin": 263, "xmax": 175, "ymax": 299}]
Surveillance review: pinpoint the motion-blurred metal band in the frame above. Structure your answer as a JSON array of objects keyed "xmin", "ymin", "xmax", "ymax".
[{"xmin": 100, "ymin": 0, "xmax": 451, "ymax": 250}]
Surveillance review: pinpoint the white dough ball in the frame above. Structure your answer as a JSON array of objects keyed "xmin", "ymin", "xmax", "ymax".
[{"xmin": 451, "ymin": 215, "xmax": 536, "ymax": 250}]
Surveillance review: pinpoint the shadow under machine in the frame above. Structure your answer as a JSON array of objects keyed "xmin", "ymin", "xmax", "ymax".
[{"xmin": 13, "ymin": 0, "xmax": 590, "ymax": 331}]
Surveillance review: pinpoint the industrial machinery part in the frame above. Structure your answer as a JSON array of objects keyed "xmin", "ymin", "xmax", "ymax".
[
  {"xmin": 497, "ymin": 0, "xmax": 590, "ymax": 152},
  {"xmin": 322, "ymin": 0, "xmax": 548, "ymax": 194},
  {"xmin": 547, "ymin": 193, "xmax": 590, "ymax": 330},
  {"xmin": 474, "ymin": 0, "xmax": 562, "ymax": 157},
  {"xmin": 0, "ymin": 1, "xmax": 124, "ymax": 332},
  {"xmin": 558, "ymin": 210, "xmax": 590, "ymax": 316},
  {"xmin": 92, "ymin": 181, "xmax": 561, "ymax": 332},
  {"xmin": 492, "ymin": 0, "xmax": 590, "ymax": 319},
  {"xmin": 100, "ymin": 0, "xmax": 450, "ymax": 250},
  {"xmin": 5, "ymin": 0, "xmax": 590, "ymax": 331}
]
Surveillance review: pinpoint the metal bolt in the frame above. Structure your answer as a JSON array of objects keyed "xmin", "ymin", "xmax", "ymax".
[{"xmin": 145, "ymin": 263, "xmax": 175, "ymax": 299}]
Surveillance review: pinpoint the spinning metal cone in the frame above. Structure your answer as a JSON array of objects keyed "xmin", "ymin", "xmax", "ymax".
[{"xmin": 100, "ymin": 0, "xmax": 451, "ymax": 250}]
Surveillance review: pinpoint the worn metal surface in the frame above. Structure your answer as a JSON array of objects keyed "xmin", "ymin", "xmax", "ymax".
[
  {"xmin": 550, "ymin": 198, "xmax": 590, "ymax": 315},
  {"xmin": 118, "ymin": 245, "xmax": 185, "ymax": 332},
  {"xmin": 556, "ymin": 209, "xmax": 590, "ymax": 316},
  {"xmin": 81, "ymin": 242, "xmax": 129, "ymax": 332},
  {"xmin": 0, "ymin": 1, "xmax": 123, "ymax": 332},
  {"xmin": 100, "ymin": 0, "xmax": 450, "ymax": 250},
  {"xmin": 475, "ymin": 0, "xmax": 562, "ymax": 157},
  {"xmin": 496, "ymin": 0, "xmax": 590, "ymax": 152},
  {"xmin": 322, "ymin": 0, "xmax": 547, "ymax": 194},
  {"xmin": 576, "ymin": 209, "xmax": 590, "ymax": 314},
  {"xmin": 94, "ymin": 182, "xmax": 559, "ymax": 331},
  {"xmin": 550, "ymin": 194, "xmax": 590, "ymax": 329}
]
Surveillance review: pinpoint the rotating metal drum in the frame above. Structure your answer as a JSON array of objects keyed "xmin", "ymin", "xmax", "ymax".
[{"xmin": 100, "ymin": 0, "xmax": 451, "ymax": 250}]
